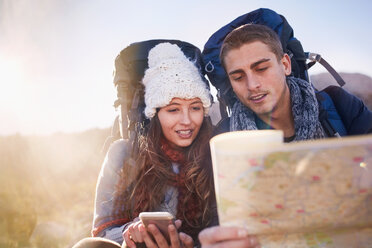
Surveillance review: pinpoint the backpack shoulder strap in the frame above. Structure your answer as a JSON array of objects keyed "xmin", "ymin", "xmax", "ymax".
[
  {"xmin": 316, "ymin": 90, "xmax": 347, "ymax": 137},
  {"xmin": 213, "ymin": 117, "xmax": 231, "ymax": 137}
]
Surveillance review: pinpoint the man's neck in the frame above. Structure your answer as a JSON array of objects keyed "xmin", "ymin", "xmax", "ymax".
[
  {"xmin": 258, "ymin": 88, "xmax": 295, "ymax": 138},
  {"xmin": 259, "ymin": 112, "xmax": 294, "ymax": 138}
]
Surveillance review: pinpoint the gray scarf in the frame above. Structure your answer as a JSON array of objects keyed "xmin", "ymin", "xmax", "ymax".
[{"xmin": 230, "ymin": 76, "xmax": 325, "ymax": 141}]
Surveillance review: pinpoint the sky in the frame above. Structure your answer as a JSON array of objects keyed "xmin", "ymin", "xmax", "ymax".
[{"xmin": 0, "ymin": 0, "xmax": 371, "ymax": 135}]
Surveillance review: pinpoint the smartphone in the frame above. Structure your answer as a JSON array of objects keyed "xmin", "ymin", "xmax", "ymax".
[{"xmin": 139, "ymin": 212, "xmax": 176, "ymax": 244}]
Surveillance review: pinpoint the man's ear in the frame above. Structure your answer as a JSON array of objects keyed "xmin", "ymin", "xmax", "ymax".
[{"xmin": 282, "ymin": 53, "xmax": 292, "ymax": 76}]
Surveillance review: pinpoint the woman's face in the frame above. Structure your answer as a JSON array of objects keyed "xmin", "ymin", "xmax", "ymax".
[{"xmin": 158, "ymin": 97, "xmax": 204, "ymax": 148}]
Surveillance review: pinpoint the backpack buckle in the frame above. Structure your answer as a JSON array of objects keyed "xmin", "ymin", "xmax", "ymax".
[{"xmin": 307, "ymin": 52, "xmax": 322, "ymax": 62}]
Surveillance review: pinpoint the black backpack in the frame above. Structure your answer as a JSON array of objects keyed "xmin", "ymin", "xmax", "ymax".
[
  {"xmin": 202, "ymin": 8, "xmax": 347, "ymax": 137},
  {"xmin": 102, "ymin": 39, "xmax": 209, "ymax": 153}
]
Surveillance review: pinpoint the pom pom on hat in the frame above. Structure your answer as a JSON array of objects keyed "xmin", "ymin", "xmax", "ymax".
[{"xmin": 142, "ymin": 43, "xmax": 211, "ymax": 119}]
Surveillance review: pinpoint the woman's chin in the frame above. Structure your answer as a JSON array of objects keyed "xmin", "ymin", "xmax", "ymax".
[{"xmin": 173, "ymin": 139, "xmax": 193, "ymax": 148}]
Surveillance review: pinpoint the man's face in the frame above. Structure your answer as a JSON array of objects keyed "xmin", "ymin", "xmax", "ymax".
[{"xmin": 224, "ymin": 41, "xmax": 291, "ymax": 119}]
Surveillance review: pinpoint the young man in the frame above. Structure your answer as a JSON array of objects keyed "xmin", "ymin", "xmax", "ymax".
[
  {"xmin": 214, "ymin": 24, "xmax": 372, "ymax": 141},
  {"xmin": 199, "ymin": 24, "xmax": 372, "ymax": 247}
]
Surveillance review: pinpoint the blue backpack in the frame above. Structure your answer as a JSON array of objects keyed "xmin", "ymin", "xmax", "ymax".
[{"xmin": 202, "ymin": 8, "xmax": 347, "ymax": 137}]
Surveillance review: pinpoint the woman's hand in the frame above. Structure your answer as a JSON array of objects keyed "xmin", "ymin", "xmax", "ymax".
[
  {"xmin": 123, "ymin": 217, "xmax": 142, "ymax": 247},
  {"xmin": 199, "ymin": 226, "xmax": 260, "ymax": 248},
  {"xmin": 123, "ymin": 219, "xmax": 194, "ymax": 248}
]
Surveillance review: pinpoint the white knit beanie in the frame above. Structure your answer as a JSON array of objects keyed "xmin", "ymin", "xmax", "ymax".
[{"xmin": 142, "ymin": 43, "xmax": 211, "ymax": 119}]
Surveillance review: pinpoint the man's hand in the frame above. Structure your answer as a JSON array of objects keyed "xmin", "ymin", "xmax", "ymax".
[{"xmin": 199, "ymin": 226, "xmax": 260, "ymax": 248}]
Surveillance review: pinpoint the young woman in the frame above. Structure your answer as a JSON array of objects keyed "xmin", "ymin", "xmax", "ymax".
[{"xmin": 73, "ymin": 42, "xmax": 218, "ymax": 248}]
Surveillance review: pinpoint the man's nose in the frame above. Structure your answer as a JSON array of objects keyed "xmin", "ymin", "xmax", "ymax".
[{"xmin": 246, "ymin": 74, "xmax": 261, "ymax": 91}]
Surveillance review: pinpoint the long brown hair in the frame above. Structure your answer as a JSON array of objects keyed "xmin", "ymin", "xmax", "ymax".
[{"xmin": 113, "ymin": 114, "xmax": 215, "ymax": 230}]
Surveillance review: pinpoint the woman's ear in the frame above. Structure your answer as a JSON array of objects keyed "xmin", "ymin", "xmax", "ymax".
[{"xmin": 281, "ymin": 53, "xmax": 292, "ymax": 76}]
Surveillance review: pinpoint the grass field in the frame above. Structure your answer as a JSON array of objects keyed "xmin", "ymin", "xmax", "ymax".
[{"xmin": 0, "ymin": 128, "xmax": 111, "ymax": 247}]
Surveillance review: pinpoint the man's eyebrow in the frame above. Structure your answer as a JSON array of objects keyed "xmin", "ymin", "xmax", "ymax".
[
  {"xmin": 228, "ymin": 58, "xmax": 271, "ymax": 76},
  {"xmin": 250, "ymin": 58, "xmax": 270, "ymax": 69},
  {"xmin": 228, "ymin": 69, "xmax": 244, "ymax": 76}
]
